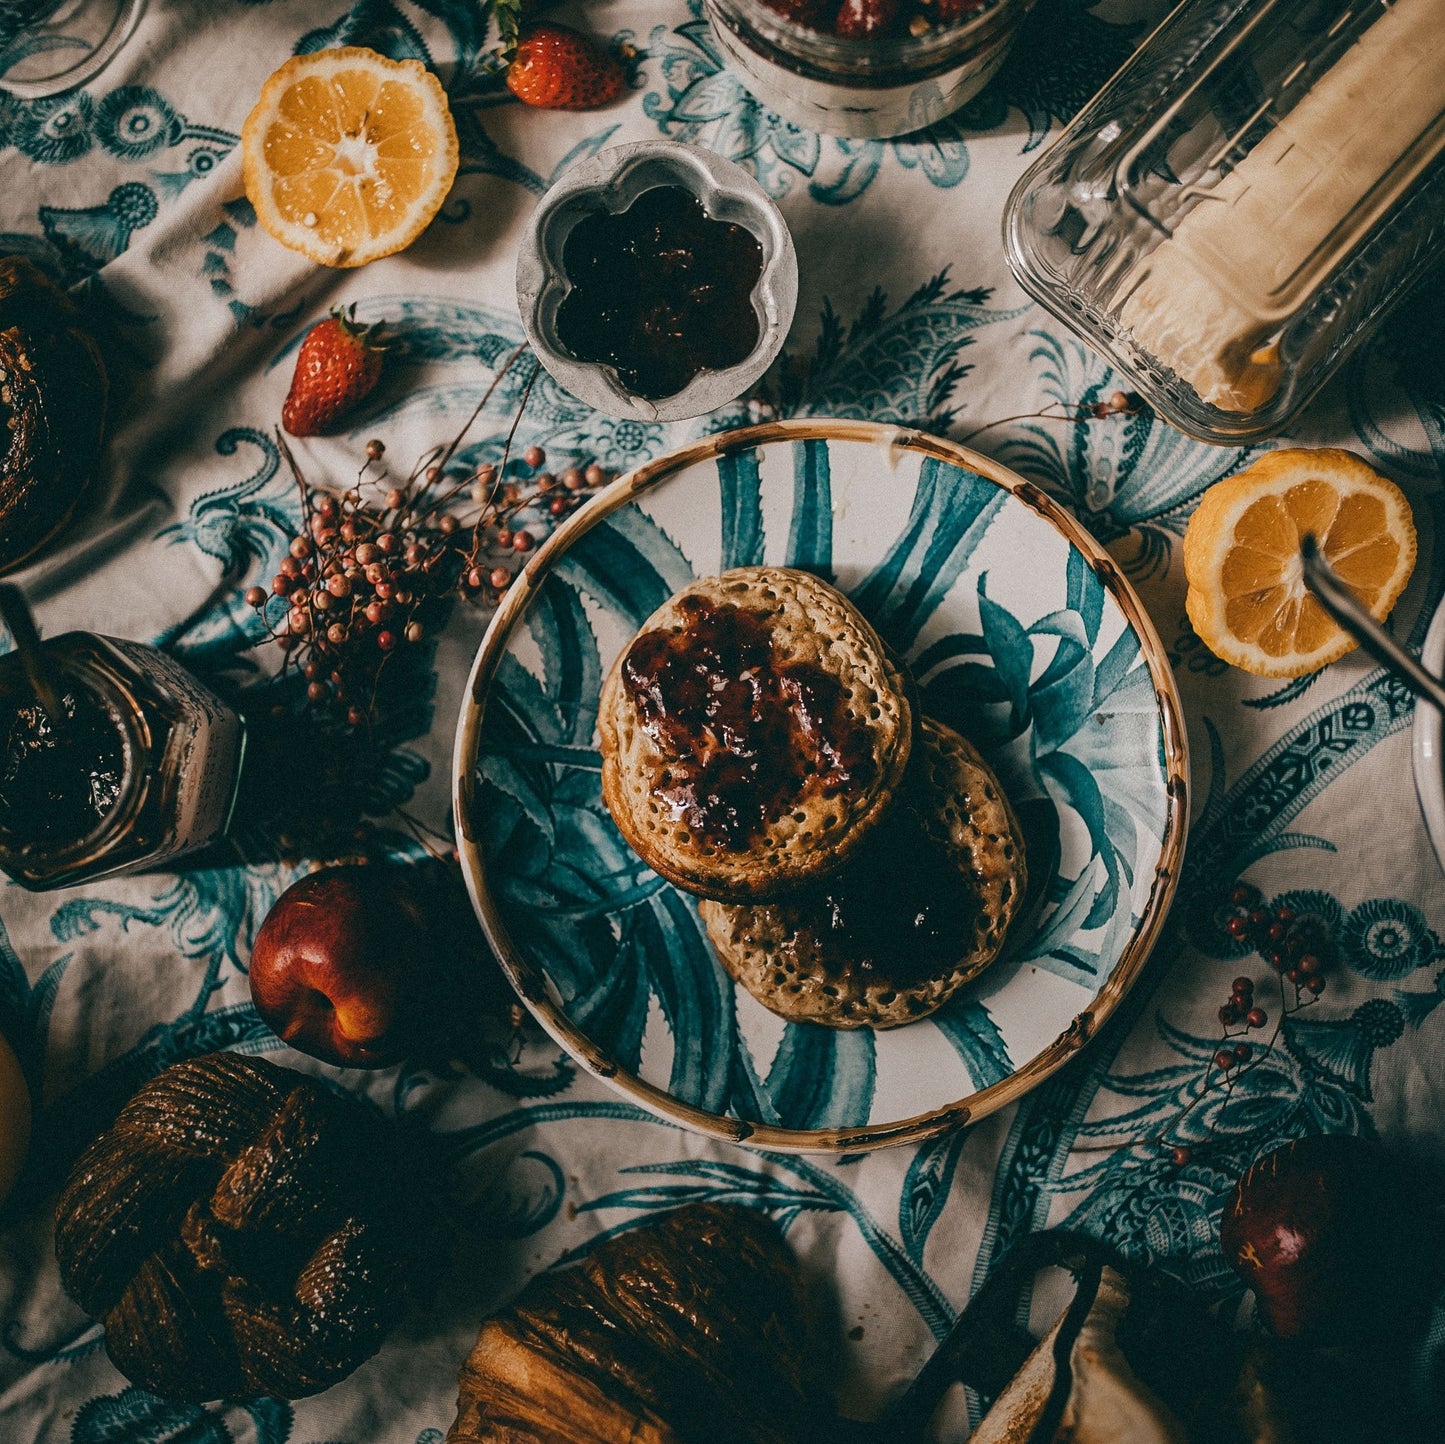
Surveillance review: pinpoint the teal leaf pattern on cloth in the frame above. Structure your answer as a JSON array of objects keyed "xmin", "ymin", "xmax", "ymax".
[
  {"xmin": 901, "ymin": 1131, "xmax": 969, "ymax": 1265},
  {"xmin": 995, "ymin": 332, "xmax": 1256, "ymax": 577},
  {"xmin": 771, "ymin": 273, "xmax": 1025, "ymax": 429}
]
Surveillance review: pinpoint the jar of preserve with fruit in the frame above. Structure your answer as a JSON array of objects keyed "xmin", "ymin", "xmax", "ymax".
[
  {"xmin": 703, "ymin": 0, "xmax": 1036, "ymax": 139},
  {"xmin": 0, "ymin": 632, "xmax": 245, "ymax": 890}
]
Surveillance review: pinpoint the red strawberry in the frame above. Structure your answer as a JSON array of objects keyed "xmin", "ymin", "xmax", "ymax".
[
  {"xmin": 834, "ymin": 0, "xmax": 897, "ymax": 37},
  {"xmin": 281, "ymin": 305, "xmax": 385, "ymax": 438},
  {"xmin": 505, "ymin": 24, "xmax": 625, "ymax": 110}
]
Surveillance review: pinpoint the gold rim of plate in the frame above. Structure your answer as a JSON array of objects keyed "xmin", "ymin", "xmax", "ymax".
[{"xmin": 452, "ymin": 419, "xmax": 1191, "ymax": 1154}]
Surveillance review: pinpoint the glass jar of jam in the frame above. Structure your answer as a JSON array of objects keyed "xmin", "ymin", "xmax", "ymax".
[
  {"xmin": 703, "ymin": 0, "xmax": 1037, "ymax": 139},
  {"xmin": 0, "ymin": 632, "xmax": 246, "ymax": 890}
]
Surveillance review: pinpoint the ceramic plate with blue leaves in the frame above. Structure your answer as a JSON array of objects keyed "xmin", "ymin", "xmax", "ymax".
[{"xmin": 455, "ymin": 421, "xmax": 1188, "ymax": 1152}]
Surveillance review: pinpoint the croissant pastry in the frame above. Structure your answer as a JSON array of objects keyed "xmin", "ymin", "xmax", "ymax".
[
  {"xmin": 448, "ymin": 1201, "xmax": 827, "ymax": 1444},
  {"xmin": 55, "ymin": 1051, "xmax": 413, "ymax": 1401}
]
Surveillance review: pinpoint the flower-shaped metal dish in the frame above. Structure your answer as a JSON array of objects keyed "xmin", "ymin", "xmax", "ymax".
[
  {"xmin": 455, "ymin": 422, "xmax": 1189, "ymax": 1153},
  {"xmin": 515, "ymin": 141, "xmax": 798, "ymax": 424}
]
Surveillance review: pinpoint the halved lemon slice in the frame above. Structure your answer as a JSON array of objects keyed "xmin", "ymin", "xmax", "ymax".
[
  {"xmin": 1183, "ymin": 448, "xmax": 1417, "ymax": 678},
  {"xmin": 242, "ymin": 46, "xmax": 459, "ymax": 269}
]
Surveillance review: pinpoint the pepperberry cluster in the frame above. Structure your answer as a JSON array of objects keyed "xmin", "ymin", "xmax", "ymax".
[
  {"xmin": 1221, "ymin": 885, "xmax": 1328, "ymax": 997},
  {"xmin": 245, "ymin": 438, "xmax": 608, "ymax": 726},
  {"xmin": 1163, "ymin": 884, "xmax": 1334, "ymax": 1168}
]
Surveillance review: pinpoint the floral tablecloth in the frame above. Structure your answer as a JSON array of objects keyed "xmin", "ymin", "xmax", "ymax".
[{"xmin": 0, "ymin": 1, "xmax": 1443, "ymax": 1440}]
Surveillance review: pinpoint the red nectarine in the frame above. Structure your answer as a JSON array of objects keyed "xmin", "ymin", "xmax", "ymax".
[{"xmin": 250, "ymin": 864, "xmax": 468, "ymax": 1068}]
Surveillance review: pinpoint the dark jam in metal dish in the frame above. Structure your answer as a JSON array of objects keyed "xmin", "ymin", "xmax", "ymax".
[
  {"xmin": 556, "ymin": 186, "xmax": 764, "ymax": 400},
  {"xmin": 0, "ymin": 687, "xmax": 123, "ymax": 849},
  {"xmin": 804, "ymin": 792, "xmax": 983, "ymax": 985},
  {"xmin": 622, "ymin": 596, "xmax": 874, "ymax": 849}
]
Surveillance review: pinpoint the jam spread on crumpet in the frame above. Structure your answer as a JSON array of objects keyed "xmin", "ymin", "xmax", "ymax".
[
  {"xmin": 804, "ymin": 791, "xmax": 984, "ymax": 985},
  {"xmin": 621, "ymin": 595, "xmax": 874, "ymax": 849},
  {"xmin": 556, "ymin": 186, "xmax": 764, "ymax": 400}
]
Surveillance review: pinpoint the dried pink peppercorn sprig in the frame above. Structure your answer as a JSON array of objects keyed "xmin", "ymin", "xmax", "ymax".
[{"xmin": 244, "ymin": 347, "xmax": 612, "ymax": 728}]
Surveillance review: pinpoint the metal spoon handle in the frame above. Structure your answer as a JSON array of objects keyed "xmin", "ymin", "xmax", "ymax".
[
  {"xmin": 0, "ymin": 582, "xmax": 64, "ymax": 723},
  {"xmin": 1301, "ymin": 535, "xmax": 1445, "ymax": 715}
]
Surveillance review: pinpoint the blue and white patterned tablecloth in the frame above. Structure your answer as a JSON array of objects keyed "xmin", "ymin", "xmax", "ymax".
[{"xmin": 0, "ymin": 2, "xmax": 1443, "ymax": 1440}]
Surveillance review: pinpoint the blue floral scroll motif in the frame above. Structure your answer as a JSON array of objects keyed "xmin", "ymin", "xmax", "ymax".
[
  {"xmin": 7, "ymin": 80, "xmax": 235, "ymax": 178},
  {"xmin": 1181, "ymin": 673, "xmax": 1415, "ymax": 952},
  {"xmin": 14, "ymin": 92, "xmax": 94, "ymax": 163},
  {"xmin": 995, "ymin": 332, "xmax": 1256, "ymax": 578},
  {"xmin": 763, "ymin": 272, "xmax": 1025, "ymax": 431},
  {"xmin": 901, "ymin": 1130, "xmax": 970, "ymax": 1264},
  {"xmin": 41, "ymin": 181, "xmax": 158, "ymax": 270},
  {"xmin": 1340, "ymin": 899, "xmax": 1441, "ymax": 981},
  {"xmin": 297, "ymin": 2, "xmax": 434, "ymax": 62},
  {"xmin": 72, "ymin": 1389, "xmax": 299, "ymax": 1444},
  {"xmin": 94, "ymin": 86, "xmax": 176, "ymax": 158},
  {"xmin": 956, "ymin": 0, "xmax": 1140, "ymax": 153},
  {"xmin": 155, "ymin": 427, "xmax": 295, "ymax": 658},
  {"xmin": 1047, "ymin": 987, "xmax": 1415, "ymax": 1297},
  {"xmin": 642, "ymin": 5, "xmax": 968, "ymax": 204},
  {"xmin": 478, "ymin": 1148, "xmax": 568, "ymax": 1237},
  {"xmin": 72, "ymin": 1389, "xmax": 236, "ymax": 1444}
]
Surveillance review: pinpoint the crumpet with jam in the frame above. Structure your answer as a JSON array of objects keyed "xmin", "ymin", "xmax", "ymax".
[{"xmin": 596, "ymin": 567, "xmax": 915, "ymax": 902}]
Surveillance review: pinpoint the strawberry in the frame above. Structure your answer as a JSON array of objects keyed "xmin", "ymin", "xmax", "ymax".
[
  {"xmin": 834, "ymin": 0, "xmax": 897, "ymax": 38},
  {"xmin": 281, "ymin": 306, "xmax": 385, "ymax": 438},
  {"xmin": 505, "ymin": 24, "xmax": 625, "ymax": 110}
]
